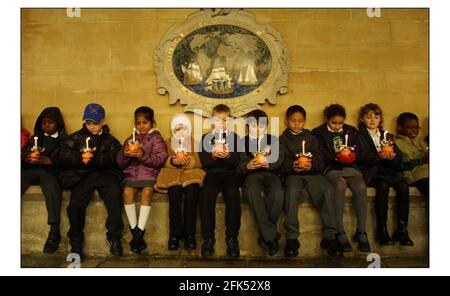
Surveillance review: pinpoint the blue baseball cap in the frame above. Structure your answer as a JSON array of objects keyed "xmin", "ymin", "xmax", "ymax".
[{"xmin": 83, "ymin": 103, "xmax": 105, "ymax": 123}]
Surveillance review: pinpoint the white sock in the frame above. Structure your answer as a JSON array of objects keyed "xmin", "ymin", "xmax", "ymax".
[
  {"xmin": 137, "ymin": 205, "xmax": 151, "ymax": 230},
  {"xmin": 124, "ymin": 203, "xmax": 137, "ymax": 229}
]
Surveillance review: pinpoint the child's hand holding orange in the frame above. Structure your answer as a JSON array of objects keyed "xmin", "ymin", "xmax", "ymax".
[
  {"xmin": 246, "ymin": 158, "xmax": 265, "ymax": 170},
  {"xmin": 173, "ymin": 152, "xmax": 190, "ymax": 166},
  {"xmin": 379, "ymin": 150, "xmax": 396, "ymax": 160},
  {"xmin": 26, "ymin": 151, "xmax": 41, "ymax": 163}
]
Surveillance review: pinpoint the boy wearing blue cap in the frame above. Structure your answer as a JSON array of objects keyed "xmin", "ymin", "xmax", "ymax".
[{"xmin": 58, "ymin": 103, "xmax": 124, "ymax": 260}]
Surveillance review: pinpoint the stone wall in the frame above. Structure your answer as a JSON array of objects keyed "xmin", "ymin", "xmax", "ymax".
[{"xmin": 21, "ymin": 8, "xmax": 428, "ymax": 141}]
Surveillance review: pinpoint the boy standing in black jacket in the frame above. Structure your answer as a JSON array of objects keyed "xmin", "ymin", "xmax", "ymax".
[
  {"xmin": 280, "ymin": 105, "xmax": 339, "ymax": 257},
  {"xmin": 58, "ymin": 103, "xmax": 123, "ymax": 259},
  {"xmin": 21, "ymin": 107, "xmax": 67, "ymax": 253},
  {"xmin": 198, "ymin": 104, "xmax": 242, "ymax": 259}
]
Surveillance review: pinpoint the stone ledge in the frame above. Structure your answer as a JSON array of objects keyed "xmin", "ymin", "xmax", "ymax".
[
  {"xmin": 21, "ymin": 186, "xmax": 428, "ymax": 259},
  {"xmin": 23, "ymin": 186, "xmax": 424, "ymax": 203}
]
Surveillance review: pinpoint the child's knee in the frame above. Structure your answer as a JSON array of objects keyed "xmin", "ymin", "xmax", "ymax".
[
  {"xmin": 122, "ymin": 188, "xmax": 136, "ymax": 204},
  {"xmin": 333, "ymin": 178, "xmax": 347, "ymax": 190}
]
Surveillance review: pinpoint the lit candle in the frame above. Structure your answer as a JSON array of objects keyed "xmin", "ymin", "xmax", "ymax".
[
  {"xmin": 33, "ymin": 137, "xmax": 38, "ymax": 150},
  {"xmin": 383, "ymin": 131, "xmax": 389, "ymax": 141},
  {"xmin": 85, "ymin": 137, "xmax": 90, "ymax": 150},
  {"xmin": 257, "ymin": 137, "xmax": 260, "ymax": 153},
  {"xmin": 218, "ymin": 129, "xmax": 223, "ymax": 142},
  {"xmin": 179, "ymin": 136, "xmax": 184, "ymax": 152},
  {"xmin": 132, "ymin": 128, "xmax": 136, "ymax": 144},
  {"xmin": 302, "ymin": 140, "xmax": 306, "ymax": 155},
  {"xmin": 345, "ymin": 134, "xmax": 349, "ymax": 147}
]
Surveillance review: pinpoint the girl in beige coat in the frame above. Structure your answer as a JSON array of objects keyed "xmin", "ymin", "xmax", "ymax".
[{"xmin": 155, "ymin": 114, "xmax": 205, "ymax": 251}]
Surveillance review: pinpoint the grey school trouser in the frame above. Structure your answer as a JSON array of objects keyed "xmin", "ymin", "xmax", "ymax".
[
  {"xmin": 284, "ymin": 174, "xmax": 338, "ymax": 240},
  {"xmin": 243, "ymin": 172, "xmax": 284, "ymax": 242}
]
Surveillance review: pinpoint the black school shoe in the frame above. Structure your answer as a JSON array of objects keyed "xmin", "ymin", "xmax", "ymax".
[
  {"xmin": 320, "ymin": 238, "xmax": 341, "ymax": 257},
  {"xmin": 336, "ymin": 232, "xmax": 353, "ymax": 253},
  {"xmin": 284, "ymin": 239, "xmax": 300, "ymax": 258},
  {"xmin": 352, "ymin": 231, "xmax": 371, "ymax": 253},
  {"xmin": 201, "ymin": 238, "xmax": 215, "ymax": 257},
  {"xmin": 70, "ymin": 244, "xmax": 84, "ymax": 262},
  {"xmin": 393, "ymin": 221, "xmax": 414, "ymax": 246},
  {"xmin": 226, "ymin": 237, "xmax": 240, "ymax": 259},
  {"xmin": 375, "ymin": 227, "xmax": 394, "ymax": 246},
  {"xmin": 257, "ymin": 237, "xmax": 280, "ymax": 256},
  {"xmin": 130, "ymin": 227, "xmax": 147, "ymax": 254},
  {"xmin": 184, "ymin": 235, "xmax": 196, "ymax": 250},
  {"xmin": 107, "ymin": 237, "xmax": 123, "ymax": 256},
  {"xmin": 43, "ymin": 225, "xmax": 61, "ymax": 254},
  {"xmin": 168, "ymin": 237, "xmax": 180, "ymax": 251}
]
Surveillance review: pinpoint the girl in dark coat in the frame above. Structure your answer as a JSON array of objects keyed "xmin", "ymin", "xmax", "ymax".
[
  {"xmin": 312, "ymin": 104, "xmax": 370, "ymax": 253},
  {"xmin": 358, "ymin": 103, "xmax": 413, "ymax": 246}
]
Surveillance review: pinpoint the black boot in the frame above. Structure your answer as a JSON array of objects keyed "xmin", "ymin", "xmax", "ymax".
[
  {"xmin": 352, "ymin": 231, "xmax": 371, "ymax": 253},
  {"xmin": 375, "ymin": 226, "xmax": 394, "ymax": 246},
  {"xmin": 184, "ymin": 235, "xmax": 196, "ymax": 250},
  {"xmin": 226, "ymin": 236, "xmax": 240, "ymax": 259},
  {"xmin": 43, "ymin": 225, "xmax": 61, "ymax": 254},
  {"xmin": 284, "ymin": 239, "xmax": 300, "ymax": 258},
  {"xmin": 107, "ymin": 237, "xmax": 123, "ymax": 256},
  {"xmin": 168, "ymin": 237, "xmax": 180, "ymax": 251},
  {"xmin": 201, "ymin": 238, "xmax": 215, "ymax": 257},
  {"xmin": 130, "ymin": 227, "xmax": 147, "ymax": 254},
  {"xmin": 393, "ymin": 221, "xmax": 414, "ymax": 246}
]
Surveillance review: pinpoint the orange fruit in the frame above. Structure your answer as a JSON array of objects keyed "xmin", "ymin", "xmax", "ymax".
[
  {"xmin": 298, "ymin": 155, "xmax": 311, "ymax": 166},
  {"xmin": 175, "ymin": 152, "xmax": 186, "ymax": 162},
  {"xmin": 29, "ymin": 151, "xmax": 40, "ymax": 159},
  {"xmin": 381, "ymin": 145, "xmax": 394, "ymax": 153},
  {"xmin": 128, "ymin": 143, "xmax": 140, "ymax": 153},
  {"xmin": 254, "ymin": 154, "xmax": 265, "ymax": 163},
  {"xmin": 340, "ymin": 148, "xmax": 351, "ymax": 157},
  {"xmin": 82, "ymin": 151, "xmax": 93, "ymax": 164}
]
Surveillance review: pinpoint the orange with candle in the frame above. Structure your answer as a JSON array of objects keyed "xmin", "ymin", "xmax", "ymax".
[
  {"xmin": 380, "ymin": 130, "xmax": 394, "ymax": 154},
  {"xmin": 81, "ymin": 137, "xmax": 95, "ymax": 164},
  {"xmin": 128, "ymin": 127, "xmax": 140, "ymax": 154},
  {"xmin": 297, "ymin": 140, "xmax": 312, "ymax": 166},
  {"xmin": 336, "ymin": 134, "xmax": 356, "ymax": 164},
  {"xmin": 253, "ymin": 152, "xmax": 265, "ymax": 164},
  {"xmin": 174, "ymin": 136, "xmax": 188, "ymax": 162},
  {"xmin": 252, "ymin": 137, "xmax": 266, "ymax": 164},
  {"xmin": 29, "ymin": 136, "xmax": 43, "ymax": 161}
]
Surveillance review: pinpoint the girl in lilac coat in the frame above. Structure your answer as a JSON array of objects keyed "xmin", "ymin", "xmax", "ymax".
[{"xmin": 117, "ymin": 106, "xmax": 168, "ymax": 253}]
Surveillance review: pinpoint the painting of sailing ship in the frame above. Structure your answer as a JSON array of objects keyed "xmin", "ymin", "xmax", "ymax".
[
  {"xmin": 182, "ymin": 62, "xmax": 203, "ymax": 85},
  {"xmin": 172, "ymin": 24, "xmax": 272, "ymax": 99}
]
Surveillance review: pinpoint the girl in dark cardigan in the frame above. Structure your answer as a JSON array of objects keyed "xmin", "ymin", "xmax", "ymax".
[
  {"xmin": 358, "ymin": 103, "xmax": 413, "ymax": 246},
  {"xmin": 312, "ymin": 104, "xmax": 370, "ymax": 253}
]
